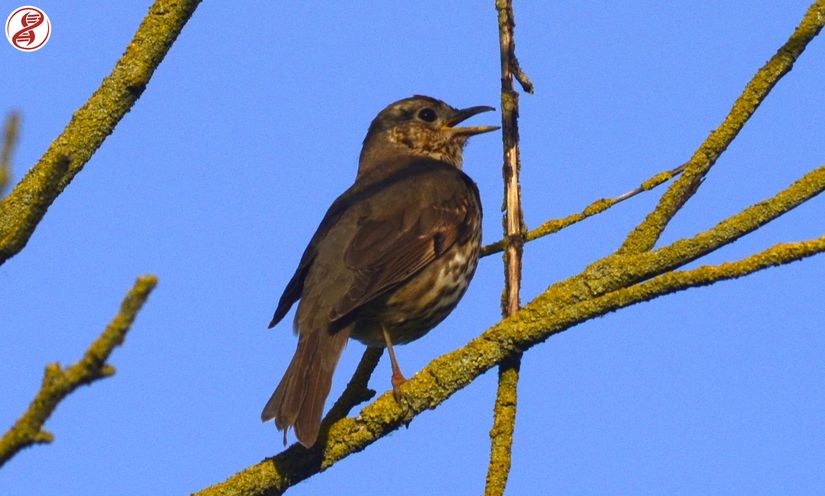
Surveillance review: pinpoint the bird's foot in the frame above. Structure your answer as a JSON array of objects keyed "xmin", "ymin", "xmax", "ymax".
[{"xmin": 391, "ymin": 370, "xmax": 407, "ymax": 402}]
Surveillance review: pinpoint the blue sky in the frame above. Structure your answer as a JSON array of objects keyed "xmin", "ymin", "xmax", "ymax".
[{"xmin": 2, "ymin": 2, "xmax": 824, "ymax": 494}]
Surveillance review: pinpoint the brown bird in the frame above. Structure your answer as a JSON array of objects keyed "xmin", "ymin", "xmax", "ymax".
[{"xmin": 262, "ymin": 95, "xmax": 498, "ymax": 447}]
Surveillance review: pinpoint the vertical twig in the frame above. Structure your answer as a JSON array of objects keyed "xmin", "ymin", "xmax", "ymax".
[{"xmin": 485, "ymin": 1, "xmax": 533, "ymax": 494}]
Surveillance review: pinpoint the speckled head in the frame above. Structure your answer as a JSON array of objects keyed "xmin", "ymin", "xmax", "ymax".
[{"xmin": 358, "ymin": 95, "xmax": 498, "ymax": 176}]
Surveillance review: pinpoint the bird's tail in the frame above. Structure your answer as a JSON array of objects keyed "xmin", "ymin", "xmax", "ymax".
[{"xmin": 261, "ymin": 326, "xmax": 350, "ymax": 448}]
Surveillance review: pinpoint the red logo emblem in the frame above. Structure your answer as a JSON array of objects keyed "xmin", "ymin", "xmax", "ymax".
[{"xmin": 5, "ymin": 6, "xmax": 51, "ymax": 52}]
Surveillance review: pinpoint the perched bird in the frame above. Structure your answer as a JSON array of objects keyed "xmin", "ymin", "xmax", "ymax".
[{"xmin": 262, "ymin": 95, "xmax": 498, "ymax": 447}]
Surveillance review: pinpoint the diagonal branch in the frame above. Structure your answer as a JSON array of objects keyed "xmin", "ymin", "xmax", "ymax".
[
  {"xmin": 251, "ymin": 348, "xmax": 383, "ymax": 491},
  {"xmin": 197, "ymin": 158, "xmax": 825, "ymax": 495},
  {"xmin": 542, "ymin": 164, "xmax": 825, "ymax": 310},
  {"xmin": 195, "ymin": 3, "xmax": 825, "ymax": 494},
  {"xmin": 0, "ymin": 0, "xmax": 201, "ymax": 267},
  {"xmin": 197, "ymin": 225, "xmax": 825, "ymax": 496},
  {"xmin": 481, "ymin": 162, "xmax": 685, "ymax": 257},
  {"xmin": 617, "ymin": 0, "xmax": 825, "ymax": 255},
  {"xmin": 320, "ymin": 347, "xmax": 382, "ymax": 430},
  {"xmin": 0, "ymin": 275, "xmax": 158, "ymax": 468}
]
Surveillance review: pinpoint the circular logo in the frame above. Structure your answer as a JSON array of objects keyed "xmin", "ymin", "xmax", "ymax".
[{"xmin": 5, "ymin": 6, "xmax": 51, "ymax": 52}]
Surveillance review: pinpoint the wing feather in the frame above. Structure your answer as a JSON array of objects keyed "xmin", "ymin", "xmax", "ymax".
[{"xmin": 329, "ymin": 195, "xmax": 471, "ymax": 321}]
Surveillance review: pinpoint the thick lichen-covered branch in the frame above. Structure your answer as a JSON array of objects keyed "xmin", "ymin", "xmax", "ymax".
[
  {"xmin": 0, "ymin": 276, "xmax": 157, "ymax": 468},
  {"xmin": 195, "ymin": 2, "xmax": 824, "ymax": 493},
  {"xmin": 618, "ymin": 236, "xmax": 825, "ymax": 304},
  {"xmin": 481, "ymin": 162, "xmax": 685, "ymax": 257},
  {"xmin": 0, "ymin": 0, "xmax": 201, "ymax": 266},
  {"xmin": 242, "ymin": 348, "xmax": 383, "ymax": 492},
  {"xmin": 542, "ymin": 164, "xmax": 825, "ymax": 310},
  {"xmin": 0, "ymin": 112, "xmax": 20, "ymax": 196},
  {"xmin": 198, "ymin": 221, "xmax": 824, "ymax": 495},
  {"xmin": 617, "ymin": 0, "xmax": 825, "ymax": 254},
  {"xmin": 198, "ymin": 161, "xmax": 824, "ymax": 494}
]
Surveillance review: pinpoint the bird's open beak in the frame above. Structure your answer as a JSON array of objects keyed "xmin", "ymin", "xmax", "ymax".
[{"xmin": 444, "ymin": 105, "xmax": 500, "ymax": 136}]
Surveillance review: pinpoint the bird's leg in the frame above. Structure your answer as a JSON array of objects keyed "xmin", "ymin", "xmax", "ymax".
[{"xmin": 382, "ymin": 326, "xmax": 406, "ymax": 400}]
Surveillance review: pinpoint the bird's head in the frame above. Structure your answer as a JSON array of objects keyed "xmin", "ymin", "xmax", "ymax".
[{"xmin": 358, "ymin": 95, "xmax": 498, "ymax": 176}]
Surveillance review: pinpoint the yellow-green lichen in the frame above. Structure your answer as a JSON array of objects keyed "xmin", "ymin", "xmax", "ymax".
[
  {"xmin": 0, "ymin": 0, "xmax": 200, "ymax": 266},
  {"xmin": 0, "ymin": 276, "xmax": 156, "ymax": 468}
]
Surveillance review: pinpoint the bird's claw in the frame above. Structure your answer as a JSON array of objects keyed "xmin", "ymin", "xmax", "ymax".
[{"xmin": 391, "ymin": 371, "xmax": 407, "ymax": 402}]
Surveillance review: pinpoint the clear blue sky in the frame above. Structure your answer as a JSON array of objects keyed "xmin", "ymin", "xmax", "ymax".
[{"xmin": 2, "ymin": 2, "xmax": 824, "ymax": 494}]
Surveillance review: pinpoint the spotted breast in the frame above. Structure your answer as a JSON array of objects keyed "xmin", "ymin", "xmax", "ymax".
[{"xmin": 350, "ymin": 176, "xmax": 482, "ymax": 347}]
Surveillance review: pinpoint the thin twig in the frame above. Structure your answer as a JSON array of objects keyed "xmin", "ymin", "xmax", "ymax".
[
  {"xmin": 481, "ymin": 162, "xmax": 686, "ymax": 257},
  {"xmin": 0, "ymin": 276, "xmax": 158, "ymax": 468},
  {"xmin": 0, "ymin": 0, "xmax": 201, "ymax": 267},
  {"xmin": 542, "ymin": 163, "xmax": 825, "ymax": 310},
  {"xmin": 511, "ymin": 55, "xmax": 535, "ymax": 95},
  {"xmin": 486, "ymin": 0, "xmax": 529, "ymax": 494}
]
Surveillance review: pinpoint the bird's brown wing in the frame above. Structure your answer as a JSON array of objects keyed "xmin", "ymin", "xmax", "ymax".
[
  {"xmin": 329, "ymin": 191, "xmax": 474, "ymax": 322},
  {"xmin": 269, "ymin": 192, "xmax": 357, "ymax": 328}
]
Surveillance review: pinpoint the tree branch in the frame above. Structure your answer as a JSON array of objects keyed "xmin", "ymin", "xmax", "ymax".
[
  {"xmin": 542, "ymin": 163, "xmax": 825, "ymax": 310},
  {"xmin": 617, "ymin": 0, "xmax": 825, "ymax": 254},
  {"xmin": 480, "ymin": 162, "xmax": 685, "ymax": 257},
  {"xmin": 485, "ymin": 354, "xmax": 521, "ymax": 496},
  {"xmin": 0, "ymin": 275, "xmax": 158, "ymax": 468},
  {"xmin": 199, "ymin": 215, "xmax": 824, "ymax": 496},
  {"xmin": 486, "ymin": 0, "xmax": 530, "ymax": 494},
  {"xmin": 320, "ymin": 347, "xmax": 382, "ymax": 433},
  {"xmin": 621, "ymin": 235, "xmax": 825, "ymax": 303},
  {"xmin": 0, "ymin": 112, "xmax": 20, "ymax": 197},
  {"xmin": 245, "ymin": 348, "xmax": 383, "ymax": 491},
  {"xmin": 195, "ymin": 3, "xmax": 825, "ymax": 493},
  {"xmin": 197, "ymin": 156, "xmax": 825, "ymax": 495},
  {"xmin": 0, "ymin": 0, "xmax": 201, "ymax": 267}
]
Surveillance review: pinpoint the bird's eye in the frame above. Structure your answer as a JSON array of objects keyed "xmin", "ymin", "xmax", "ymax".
[{"xmin": 417, "ymin": 108, "xmax": 437, "ymax": 122}]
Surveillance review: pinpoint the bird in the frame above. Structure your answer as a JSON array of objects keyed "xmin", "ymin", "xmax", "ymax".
[{"xmin": 262, "ymin": 95, "xmax": 498, "ymax": 448}]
